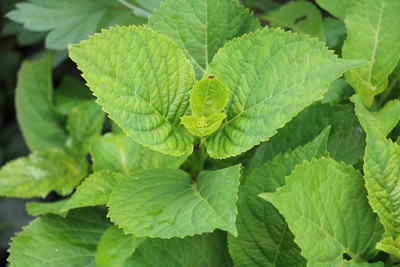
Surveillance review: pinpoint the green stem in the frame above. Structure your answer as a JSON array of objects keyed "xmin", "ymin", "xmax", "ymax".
[{"xmin": 190, "ymin": 138, "xmax": 206, "ymax": 180}]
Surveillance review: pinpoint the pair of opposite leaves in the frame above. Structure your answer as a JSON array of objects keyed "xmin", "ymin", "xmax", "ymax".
[{"xmin": 181, "ymin": 76, "xmax": 229, "ymax": 138}]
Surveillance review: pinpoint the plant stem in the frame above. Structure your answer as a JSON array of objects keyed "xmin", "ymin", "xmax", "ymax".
[{"xmin": 190, "ymin": 138, "xmax": 206, "ymax": 180}]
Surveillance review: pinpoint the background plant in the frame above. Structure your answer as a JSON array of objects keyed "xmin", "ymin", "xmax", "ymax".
[{"xmin": 0, "ymin": 0, "xmax": 399, "ymax": 266}]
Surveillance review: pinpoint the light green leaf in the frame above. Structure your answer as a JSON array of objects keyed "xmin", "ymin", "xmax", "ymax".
[
  {"xmin": 205, "ymin": 28, "xmax": 359, "ymax": 159},
  {"xmin": 355, "ymin": 99, "xmax": 400, "ymax": 258},
  {"xmin": 108, "ymin": 165, "xmax": 241, "ymax": 238},
  {"xmin": 352, "ymin": 95, "xmax": 400, "ymax": 137},
  {"xmin": 26, "ymin": 200, "xmax": 69, "ymax": 217},
  {"xmin": 8, "ymin": 208, "xmax": 110, "ymax": 266},
  {"xmin": 91, "ymin": 133, "xmax": 188, "ymax": 175},
  {"xmin": 0, "ymin": 149, "xmax": 86, "ymax": 198},
  {"xmin": 124, "ymin": 231, "xmax": 232, "ymax": 266},
  {"xmin": 229, "ymin": 128, "xmax": 329, "ymax": 266},
  {"xmin": 262, "ymin": 1, "xmax": 326, "ymax": 41},
  {"xmin": 66, "ymin": 100, "xmax": 105, "ymax": 160},
  {"xmin": 149, "ymin": 0, "xmax": 260, "ymax": 78},
  {"xmin": 260, "ymin": 158, "xmax": 383, "ymax": 266},
  {"xmin": 61, "ymin": 171, "xmax": 125, "ymax": 213},
  {"xmin": 181, "ymin": 76, "xmax": 229, "ymax": 137},
  {"xmin": 15, "ymin": 53, "xmax": 67, "ymax": 152},
  {"xmin": 96, "ymin": 225, "xmax": 145, "ymax": 267},
  {"xmin": 342, "ymin": 0, "xmax": 400, "ymax": 107},
  {"xmin": 6, "ymin": 0, "xmax": 129, "ymax": 50},
  {"xmin": 69, "ymin": 26, "xmax": 195, "ymax": 156},
  {"xmin": 315, "ymin": 0, "xmax": 349, "ymax": 20}
]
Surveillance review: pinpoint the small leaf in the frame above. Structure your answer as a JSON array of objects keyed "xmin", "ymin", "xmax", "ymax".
[
  {"xmin": 354, "ymin": 98, "xmax": 400, "ymax": 258},
  {"xmin": 95, "ymin": 225, "xmax": 144, "ymax": 267},
  {"xmin": 61, "ymin": 171, "xmax": 125, "ymax": 213},
  {"xmin": 149, "ymin": 0, "xmax": 260, "ymax": 78},
  {"xmin": 260, "ymin": 158, "xmax": 383, "ymax": 266},
  {"xmin": 91, "ymin": 133, "xmax": 188, "ymax": 175},
  {"xmin": 205, "ymin": 28, "xmax": 359, "ymax": 159},
  {"xmin": 228, "ymin": 128, "xmax": 329, "ymax": 266},
  {"xmin": 108, "ymin": 165, "xmax": 241, "ymax": 238},
  {"xmin": 15, "ymin": 53, "xmax": 67, "ymax": 152},
  {"xmin": 342, "ymin": 0, "xmax": 400, "ymax": 107},
  {"xmin": 181, "ymin": 76, "xmax": 229, "ymax": 137},
  {"xmin": 8, "ymin": 208, "xmax": 110, "ymax": 266},
  {"xmin": 69, "ymin": 26, "xmax": 195, "ymax": 156},
  {"xmin": 125, "ymin": 231, "xmax": 232, "ymax": 266},
  {"xmin": 26, "ymin": 200, "xmax": 69, "ymax": 217},
  {"xmin": 0, "ymin": 149, "xmax": 86, "ymax": 198}
]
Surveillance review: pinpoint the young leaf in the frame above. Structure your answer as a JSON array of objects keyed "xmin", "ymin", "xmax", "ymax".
[
  {"xmin": 69, "ymin": 26, "xmax": 195, "ymax": 156},
  {"xmin": 108, "ymin": 165, "xmax": 241, "ymax": 238},
  {"xmin": 66, "ymin": 100, "xmax": 105, "ymax": 160},
  {"xmin": 205, "ymin": 28, "xmax": 359, "ymax": 159},
  {"xmin": 342, "ymin": 0, "xmax": 400, "ymax": 107},
  {"xmin": 8, "ymin": 208, "xmax": 110, "ymax": 266},
  {"xmin": 124, "ymin": 231, "xmax": 232, "ymax": 266},
  {"xmin": 149, "ymin": 0, "xmax": 260, "ymax": 78},
  {"xmin": 61, "ymin": 171, "xmax": 125, "ymax": 213},
  {"xmin": 6, "ymin": 0, "xmax": 130, "ymax": 50},
  {"xmin": 260, "ymin": 158, "xmax": 383, "ymax": 266},
  {"xmin": 95, "ymin": 225, "xmax": 145, "ymax": 267},
  {"xmin": 228, "ymin": 127, "xmax": 330, "ymax": 266},
  {"xmin": 15, "ymin": 54, "xmax": 67, "ymax": 152},
  {"xmin": 91, "ymin": 133, "xmax": 188, "ymax": 175},
  {"xmin": 181, "ymin": 76, "xmax": 229, "ymax": 137},
  {"xmin": 0, "ymin": 149, "xmax": 86, "ymax": 198},
  {"xmin": 354, "ymin": 98, "xmax": 400, "ymax": 258}
]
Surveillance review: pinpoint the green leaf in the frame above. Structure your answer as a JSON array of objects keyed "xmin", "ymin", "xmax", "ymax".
[
  {"xmin": 342, "ymin": 0, "xmax": 400, "ymax": 107},
  {"xmin": 181, "ymin": 76, "xmax": 229, "ymax": 137},
  {"xmin": 149, "ymin": 0, "xmax": 260, "ymax": 78},
  {"xmin": 61, "ymin": 171, "xmax": 125, "ymax": 213},
  {"xmin": 315, "ymin": 0, "xmax": 349, "ymax": 20},
  {"xmin": 8, "ymin": 208, "xmax": 110, "ymax": 266},
  {"xmin": 260, "ymin": 158, "xmax": 383, "ymax": 266},
  {"xmin": 15, "ymin": 54, "xmax": 67, "ymax": 152},
  {"xmin": 108, "ymin": 165, "xmax": 241, "ymax": 238},
  {"xmin": 66, "ymin": 100, "xmax": 105, "ymax": 160},
  {"xmin": 96, "ymin": 225, "xmax": 145, "ymax": 267},
  {"xmin": 0, "ymin": 149, "xmax": 86, "ymax": 198},
  {"xmin": 69, "ymin": 26, "xmax": 195, "ymax": 156},
  {"xmin": 204, "ymin": 28, "xmax": 358, "ymax": 159},
  {"xmin": 352, "ymin": 95, "xmax": 400, "ymax": 137},
  {"xmin": 6, "ymin": 0, "xmax": 128, "ymax": 50},
  {"xmin": 354, "ymin": 98, "xmax": 400, "ymax": 258},
  {"xmin": 228, "ymin": 127, "xmax": 329, "ymax": 267},
  {"xmin": 26, "ymin": 200, "xmax": 69, "ymax": 217},
  {"xmin": 124, "ymin": 231, "xmax": 233, "ymax": 266},
  {"xmin": 91, "ymin": 133, "xmax": 188, "ymax": 175},
  {"xmin": 262, "ymin": 1, "xmax": 326, "ymax": 41}
]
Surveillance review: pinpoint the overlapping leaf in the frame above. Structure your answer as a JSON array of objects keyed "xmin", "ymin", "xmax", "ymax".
[
  {"xmin": 228, "ymin": 128, "xmax": 329, "ymax": 266},
  {"xmin": 69, "ymin": 26, "xmax": 195, "ymax": 156},
  {"xmin": 261, "ymin": 158, "xmax": 383, "ymax": 266},
  {"xmin": 108, "ymin": 165, "xmax": 241, "ymax": 238},
  {"xmin": 149, "ymin": 0, "xmax": 260, "ymax": 78},
  {"xmin": 205, "ymin": 28, "xmax": 359, "ymax": 158},
  {"xmin": 342, "ymin": 0, "xmax": 400, "ymax": 107}
]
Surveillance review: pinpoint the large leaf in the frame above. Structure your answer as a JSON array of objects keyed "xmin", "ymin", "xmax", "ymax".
[
  {"xmin": 0, "ymin": 149, "xmax": 86, "ymax": 198},
  {"xmin": 354, "ymin": 98, "xmax": 400, "ymax": 258},
  {"xmin": 91, "ymin": 133, "xmax": 188, "ymax": 175},
  {"xmin": 69, "ymin": 26, "xmax": 195, "ymax": 156},
  {"xmin": 342, "ymin": 0, "xmax": 400, "ymax": 107},
  {"xmin": 15, "ymin": 54, "xmax": 67, "ymax": 152},
  {"xmin": 228, "ymin": 128, "xmax": 329, "ymax": 267},
  {"xmin": 261, "ymin": 158, "xmax": 383, "ymax": 266},
  {"xmin": 8, "ymin": 208, "xmax": 110, "ymax": 266},
  {"xmin": 148, "ymin": 0, "xmax": 260, "ymax": 78},
  {"xmin": 205, "ymin": 28, "xmax": 359, "ymax": 159},
  {"xmin": 6, "ymin": 0, "xmax": 132, "ymax": 50},
  {"xmin": 125, "ymin": 231, "xmax": 232, "ymax": 266},
  {"xmin": 108, "ymin": 165, "xmax": 241, "ymax": 238}
]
